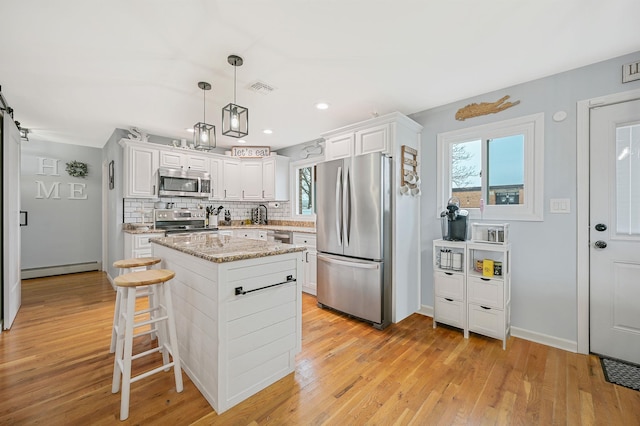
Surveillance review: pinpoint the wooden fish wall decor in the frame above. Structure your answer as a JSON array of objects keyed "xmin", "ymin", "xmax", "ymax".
[{"xmin": 455, "ymin": 95, "xmax": 520, "ymax": 121}]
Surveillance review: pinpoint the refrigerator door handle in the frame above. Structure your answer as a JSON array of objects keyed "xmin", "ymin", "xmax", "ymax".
[
  {"xmin": 318, "ymin": 253, "xmax": 380, "ymax": 270},
  {"xmin": 344, "ymin": 168, "xmax": 351, "ymax": 247},
  {"xmin": 335, "ymin": 166, "xmax": 343, "ymax": 246}
]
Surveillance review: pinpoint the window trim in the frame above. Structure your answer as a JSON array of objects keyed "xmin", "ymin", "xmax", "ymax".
[
  {"xmin": 436, "ymin": 112, "xmax": 544, "ymax": 221},
  {"xmin": 289, "ymin": 157, "xmax": 318, "ymax": 221}
]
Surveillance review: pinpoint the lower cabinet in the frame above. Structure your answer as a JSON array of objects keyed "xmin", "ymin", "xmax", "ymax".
[
  {"xmin": 233, "ymin": 229, "xmax": 267, "ymax": 241},
  {"xmin": 123, "ymin": 232, "xmax": 165, "ymax": 270},
  {"xmin": 433, "ymin": 239, "xmax": 511, "ymax": 349},
  {"xmin": 293, "ymin": 233, "xmax": 317, "ymax": 295}
]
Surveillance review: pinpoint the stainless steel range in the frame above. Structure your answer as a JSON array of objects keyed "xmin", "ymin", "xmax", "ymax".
[{"xmin": 154, "ymin": 209, "xmax": 218, "ymax": 235}]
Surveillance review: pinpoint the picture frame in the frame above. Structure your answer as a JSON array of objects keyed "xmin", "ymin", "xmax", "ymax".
[{"xmin": 108, "ymin": 160, "xmax": 115, "ymax": 189}]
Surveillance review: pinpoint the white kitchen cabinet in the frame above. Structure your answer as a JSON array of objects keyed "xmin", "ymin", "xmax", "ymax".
[
  {"xmin": 121, "ymin": 140, "xmax": 159, "ymax": 199},
  {"xmin": 159, "ymin": 149, "xmax": 209, "ymax": 172},
  {"xmin": 432, "ymin": 239, "xmax": 511, "ymax": 349},
  {"xmin": 123, "ymin": 232, "xmax": 165, "ymax": 269},
  {"xmin": 218, "ymin": 229, "xmax": 234, "ymax": 237},
  {"xmin": 222, "ymin": 158, "xmax": 242, "ymax": 200},
  {"xmin": 355, "ymin": 123, "xmax": 389, "ymax": 156},
  {"xmin": 324, "ymin": 133, "xmax": 354, "ymax": 160},
  {"xmin": 209, "ymin": 157, "xmax": 224, "ymax": 201},
  {"xmin": 293, "ymin": 233, "xmax": 317, "ymax": 295},
  {"xmin": 240, "ymin": 160, "xmax": 263, "ymax": 200},
  {"xmin": 232, "ymin": 229, "xmax": 268, "ymax": 241},
  {"xmin": 323, "ymin": 122, "xmax": 391, "ymax": 161},
  {"xmin": 262, "ymin": 156, "xmax": 290, "ymax": 201}
]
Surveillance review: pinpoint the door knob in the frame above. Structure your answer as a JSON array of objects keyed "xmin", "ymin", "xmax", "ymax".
[
  {"xmin": 595, "ymin": 223, "xmax": 607, "ymax": 232},
  {"xmin": 594, "ymin": 240, "xmax": 607, "ymax": 249}
]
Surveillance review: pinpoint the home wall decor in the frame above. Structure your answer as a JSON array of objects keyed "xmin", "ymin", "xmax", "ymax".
[{"xmin": 455, "ymin": 95, "xmax": 520, "ymax": 121}]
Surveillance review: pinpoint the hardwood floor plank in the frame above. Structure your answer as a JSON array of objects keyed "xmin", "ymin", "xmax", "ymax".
[{"xmin": 1, "ymin": 271, "xmax": 639, "ymax": 425}]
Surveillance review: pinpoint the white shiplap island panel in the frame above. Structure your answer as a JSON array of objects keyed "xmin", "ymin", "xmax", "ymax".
[{"xmin": 152, "ymin": 235, "xmax": 304, "ymax": 414}]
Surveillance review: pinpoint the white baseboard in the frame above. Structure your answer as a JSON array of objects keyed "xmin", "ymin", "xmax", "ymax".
[
  {"xmin": 21, "ymin": 261, "xmax": 102, "ymax": 279},
  {"xmin": 106, "ymin": 272, "xmax": 116, "ymax": 290},
  {"xmin": 419, "ymin": 305, "xmax": 577, "ymax": 353},
  {"xmin": 418, "ymin": 304, "xmax": 433, "ymax": 317},
  {"xmin": 510, "ymin": 327, "xmax": 577, "ymax": 353}
]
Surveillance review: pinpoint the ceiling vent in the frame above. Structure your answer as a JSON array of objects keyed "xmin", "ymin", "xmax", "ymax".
[{"xmin": 247, "ymin": 80, "xmax": 276, "ymax": 95}]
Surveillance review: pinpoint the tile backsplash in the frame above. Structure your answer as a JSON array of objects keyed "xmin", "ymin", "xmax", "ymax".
[{"xmin": 124, "ymin": 197, "xmax": 291, "ymax": 224}]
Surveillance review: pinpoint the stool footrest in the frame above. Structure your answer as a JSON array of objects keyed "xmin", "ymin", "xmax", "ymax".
[{"xmin": 130, "ymin": 361, "xmax": 176, "ymax": 384}]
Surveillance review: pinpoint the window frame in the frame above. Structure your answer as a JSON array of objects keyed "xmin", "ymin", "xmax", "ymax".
[
  {"xmin": 436, "ymin": 112, "xmax": 544, "ymax": 221},
  {"xmin": 290, "ymin": 156, "xmax": 318, "ymax": 221}
]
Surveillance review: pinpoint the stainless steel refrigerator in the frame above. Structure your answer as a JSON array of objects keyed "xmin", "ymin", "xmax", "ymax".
[{"xmin": 316, "ymin": 152, "xmax": 392, "ymax": 329}]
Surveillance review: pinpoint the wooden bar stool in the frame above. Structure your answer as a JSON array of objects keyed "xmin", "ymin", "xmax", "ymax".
[
  {"xmin": 111, "ymin": 269, "xmax": 183, "ymax": 421},
  {"xmin": 110, "ymin": 257, "xmax": 161, "ymax": 353}
]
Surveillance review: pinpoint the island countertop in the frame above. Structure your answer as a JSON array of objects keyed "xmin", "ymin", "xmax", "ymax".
[{"xmin": 150, "ymin": 233, "xmax": 306, "ymax": 263}]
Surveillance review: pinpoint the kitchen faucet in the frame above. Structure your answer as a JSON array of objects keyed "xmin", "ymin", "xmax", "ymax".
[{"xmin": 258, "ymin": 204, "xmax": 268, "ymax": 225}]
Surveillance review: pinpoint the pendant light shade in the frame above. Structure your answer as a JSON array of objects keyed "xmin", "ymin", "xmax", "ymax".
[
  {"xmin": 194, "ymin": 81, "xmax": 216, "ymax": 150},
  {"xmin": 222, "ymin": 55, "xmax": 249, "ymax": 138}
]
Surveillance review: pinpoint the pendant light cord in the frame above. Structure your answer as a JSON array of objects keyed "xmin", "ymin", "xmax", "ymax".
[{"xmin": 233, "ymin": 64, "xmax": 237, "ymax": 104}]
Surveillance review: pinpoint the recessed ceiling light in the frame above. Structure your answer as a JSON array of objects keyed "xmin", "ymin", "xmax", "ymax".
[
  {"xmin": 315, "ymin": 102, "xmax": 329, "ymax": 110},
  {"xmin": 263, "ymin": 129, "xmax": 273, "ymax": 135},
  {"xmin": 237, "ymin": 139, "xmax": 247, "ymax": 144}
]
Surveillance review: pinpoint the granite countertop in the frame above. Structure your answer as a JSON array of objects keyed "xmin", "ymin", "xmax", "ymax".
[
  {"xmin": 150, "ymin": 234, "xmax": 306, "ymax": 263},
  {"xmin": 124, "ymin": 223, "xmax": 316, "ymax": 235},
  {"xmin": 217, "ymin": 224, "xmax": 316, "ymax": 234},
  {"xmin": 123, "ymin": 227, "xmax": 166, "ymax": 235}
]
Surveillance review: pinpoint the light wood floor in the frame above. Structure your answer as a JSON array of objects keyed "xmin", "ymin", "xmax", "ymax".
[{"xmin": 1, "ymin": 272, "xmax": 639, "ymax": 425}]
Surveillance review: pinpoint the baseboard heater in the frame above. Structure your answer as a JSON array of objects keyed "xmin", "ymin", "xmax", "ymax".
[{"xmin": 21, "ymin": 261, "xmax": 102, "ymax": 279}]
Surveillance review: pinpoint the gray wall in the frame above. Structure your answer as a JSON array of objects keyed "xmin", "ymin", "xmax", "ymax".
[
  {"xmin": 103, "ymin": 128, "xmax": 128, "ymax": 280},
  {"xmin": 411, "ymin": 50, "xmax": 640, "ymax": 344},
  {"xmin": 20, "ymin": 139, "xmax": 102, "ymax": 269}
]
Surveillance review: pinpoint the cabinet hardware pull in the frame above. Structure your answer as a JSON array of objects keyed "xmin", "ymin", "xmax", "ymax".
[
  {"xmin": 152, "ymin": 185, "xmax": 156, "ymax": 195},
  {"xmin": 305, "ymin": 252, "xmax": 309, "ymax": 263},
  {"xmin": 235, "ymin": 275, "xmax": 296, "ymax": 296},
  {"xmin": 481, "ymin": 306, "xmax": 491, "ymax": 310},
  {"xmin": 445, "ymin": 298, "xmax": 454, "ymax": 302},
  {"xmin": 480, "ymin": 277, "xmax": 490, "ymax": 281},
  {"xmin": 445, "ymin": 272, "xmax": 453, "ymax": 276}
]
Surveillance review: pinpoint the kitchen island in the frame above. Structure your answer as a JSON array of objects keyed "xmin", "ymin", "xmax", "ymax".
[{"xmin": 150, "ymin": 233, "xmax": 305, "ymax": 414}]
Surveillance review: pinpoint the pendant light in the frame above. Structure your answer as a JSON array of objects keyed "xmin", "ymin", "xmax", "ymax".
[
  {"xmin": 194, "ymin": 81, "xmax": 216, "ymax": 150},
  {"xmin": 222, "ymin": 55, "xmax": 249, "ymax": 138}
]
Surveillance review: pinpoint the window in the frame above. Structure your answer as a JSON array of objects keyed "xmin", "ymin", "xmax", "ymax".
[
  {"xmin": 437, "ymin": 113, "xmax": 544, "ymax": 221},
  {"xmin": 291, "ymin": 159, "xmax": 317, "ymax": 218}
]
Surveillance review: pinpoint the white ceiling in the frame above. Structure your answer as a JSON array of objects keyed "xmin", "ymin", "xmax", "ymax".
[{"xmin": 1, "ymin": 1, "xmax": 639, "ymax": 150}]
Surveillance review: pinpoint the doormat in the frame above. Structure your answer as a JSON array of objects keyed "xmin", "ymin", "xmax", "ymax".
[{"xmin": 600, "ymin": 357, "xmax": 640, "ymax": 391}]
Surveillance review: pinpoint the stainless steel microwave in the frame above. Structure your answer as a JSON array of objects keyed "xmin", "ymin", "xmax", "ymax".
[{"xmin": 157, "ymin": 167, "xmax": 211, "ymax": 198}]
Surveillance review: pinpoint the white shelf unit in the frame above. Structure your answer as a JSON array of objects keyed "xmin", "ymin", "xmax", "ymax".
[
  {"xmin": 432, "ymin": 239, "xmax": 511, "ymax": 349},
  {"xmin": 432, "ymin": 240, "xmax": 467, "ymax": 334},
  {"xmin": 470, "ymin": 223, "xmax": 510, "ymax": 245}
]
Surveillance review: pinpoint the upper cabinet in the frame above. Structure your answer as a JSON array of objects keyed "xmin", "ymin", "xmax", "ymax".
[
  {"xmin": 262, "ymin": 156, "xmax": 290, "ymax": 201},
  {"xmin": 159, "ymin": 150, "xmax": 209, "ymax": 172},
  {"xmin": 240, "ymin": 160, "xmax": 263, "ymax": 200},
  {"xmin": 120, "ymin": 139, "xmax": 290, "ymax": 201},
  {"xmin": 324, "ymin": 121, "xmax": 391, "ymax": 161},
  {"xmin": 121, "ymin": 140, "xmax": 159, "ymax": 199},
  {"xmin": 222, "ymin": 158, "xmax": 242, "ymax": 200},
  {"xmin": 324, "ymin": 133, "xmax": 354, "ymax": 160},
  {"xmin": 322, "ymin": 112, "xmax": 422, "ymax": 162}
]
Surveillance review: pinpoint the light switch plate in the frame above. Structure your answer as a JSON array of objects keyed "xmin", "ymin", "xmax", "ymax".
[{"xmin": 550, "ymin": 198, "xmax": 571, "ymax": 213}]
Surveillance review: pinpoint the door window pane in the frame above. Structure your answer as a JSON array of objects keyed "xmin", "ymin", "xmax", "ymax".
[{"xmin": 616, "ymin": 123, "xmax": 640, "ymax": 235}]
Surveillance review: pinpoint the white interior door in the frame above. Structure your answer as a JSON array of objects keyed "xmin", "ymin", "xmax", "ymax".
[
  {"xmin": 589, "ymin": 98, "xmax": 640, "ymax": 363},
  {"xmin": 3, "ymin": 115, "xmax": 22, "ymax": 329}
]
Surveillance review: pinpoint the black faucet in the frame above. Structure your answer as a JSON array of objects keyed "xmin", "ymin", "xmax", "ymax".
[{"xmin": 258, "ymin": 204, "xmax": 268, "ymax": 225}]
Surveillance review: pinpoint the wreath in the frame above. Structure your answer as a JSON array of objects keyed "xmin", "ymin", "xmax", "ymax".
[{"xmin": 66, "ymin": 160, "xmax": 88, "ymax": 178}]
